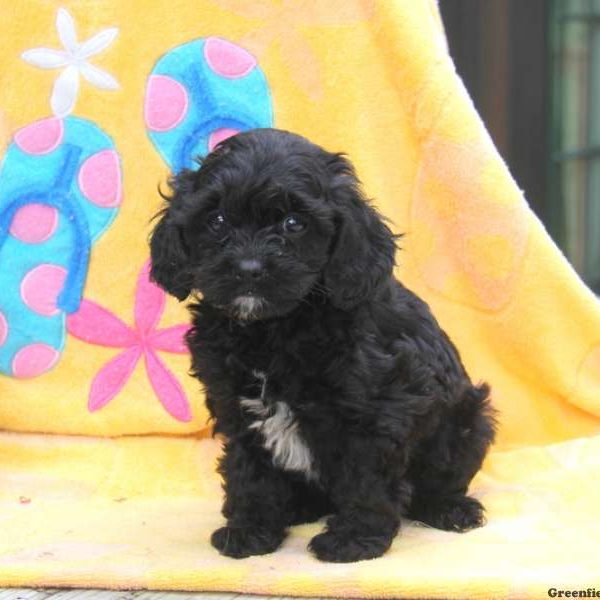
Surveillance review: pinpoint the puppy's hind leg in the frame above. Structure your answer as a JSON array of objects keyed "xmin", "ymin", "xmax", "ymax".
[{"xmin": 406, "ymin": 383, "xmax": 496, "ymax": 532}]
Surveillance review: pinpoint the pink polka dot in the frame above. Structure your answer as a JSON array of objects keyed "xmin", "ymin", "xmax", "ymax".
[
  {"xmin": 10, "ymin": 204, "xmax": 58, "ymax": 244},
  {"xmin": 208, "ymin": 128, "xmax": 240, "ymax": 152},
  {"xmin": 12, "ymin": 343, "xmax": 59, "ymax": 378},
  {"xmin": 144, "ymin": 75, "xmax": 189, "ymax": 132},
  {"xmin": 78, "ymin": 150, "xmax": 122, "ymax": 208},
  {"xmin": 204, "ymin": 37, "xmax": 257, "ymax": 79},
  {"xmin": 20, "ymin": 264, "xmax": 67, "ymax": 316},
  {"xmin": 0, "ymin": 311, "xmax": 7, "ymax": 347},
  {"xmin": 14, "ymin": 118, "xmax": 63, "ymax": 155}
]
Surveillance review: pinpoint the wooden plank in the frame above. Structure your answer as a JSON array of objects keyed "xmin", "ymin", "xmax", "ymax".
[
  {"xmin": 0, "ymin": 590, "xmax": 53, "ymax": 600},
  {"xmin": 42, "ymin": 591, "xmax": 133, "ymax": 600},
  {"xmin": 0, "ymin": 591, "xmax": 333, "ymax": 600}
]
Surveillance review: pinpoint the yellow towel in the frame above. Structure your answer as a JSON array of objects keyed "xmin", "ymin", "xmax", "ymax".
[{"xmin": 0, "ymin": 0, "xmax": 599, "ymax": 597}]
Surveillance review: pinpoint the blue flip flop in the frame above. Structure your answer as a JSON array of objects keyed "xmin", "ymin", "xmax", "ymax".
[
  {"xmin": 0, "ymin": 116, "xmax": 122, "ymax": 378},
  {"xmin": 145, "ymin": 37, "xmax": 273, "ymax": 172}
]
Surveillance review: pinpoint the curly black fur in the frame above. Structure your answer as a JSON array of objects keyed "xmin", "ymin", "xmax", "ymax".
[{"xmin": 149, "ymin": 128, "xmax": 496, "ymax": 562}]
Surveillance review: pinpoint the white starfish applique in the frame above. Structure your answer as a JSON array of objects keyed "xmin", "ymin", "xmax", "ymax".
[{"xmin": 21, "ymin": 7, "xmax": 119, "ymax": 118}]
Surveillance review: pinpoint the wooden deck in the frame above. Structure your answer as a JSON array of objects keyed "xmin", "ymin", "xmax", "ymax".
[{"xmin": 0, "ymin": 592, "xmax": 319, "ymax": 600}]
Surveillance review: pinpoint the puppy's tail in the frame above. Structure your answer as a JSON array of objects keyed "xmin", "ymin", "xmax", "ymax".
[{"xmin": 458, "ymin": 382, "xmax": 498, "ymax": 450}]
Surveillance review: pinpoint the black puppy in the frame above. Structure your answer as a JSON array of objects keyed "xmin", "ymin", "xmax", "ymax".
[{"xmin": 149, "ymin": 128, "xmax": 496, "ymax": 562}]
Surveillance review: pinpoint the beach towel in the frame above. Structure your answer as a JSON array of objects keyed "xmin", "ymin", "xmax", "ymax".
[{"xmin": 0, "ymin": 0, "xmax": 598, "ymax": 597}]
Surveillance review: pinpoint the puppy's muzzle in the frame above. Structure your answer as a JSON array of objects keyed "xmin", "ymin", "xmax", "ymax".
[{"xmin": 236, "ymin": 258, "xmax": 265, "ymax": 282}]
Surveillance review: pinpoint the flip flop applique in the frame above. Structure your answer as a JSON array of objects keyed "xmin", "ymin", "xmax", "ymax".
[
  {"xmin": 145, "ymin": 37, "xmax": 273, "ymax": 171},
  {"xmin": 0, "ymin": 116, "xmax": 122, "ymax": 378}
]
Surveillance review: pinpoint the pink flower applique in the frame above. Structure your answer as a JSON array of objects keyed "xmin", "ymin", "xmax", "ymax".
[{"xmin": 67, "ymin": 260, "xmax": 192, "ymax": 422}]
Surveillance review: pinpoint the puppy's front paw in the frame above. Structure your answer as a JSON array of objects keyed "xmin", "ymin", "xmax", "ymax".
[
  {"xmin": 309, "ymin": 530, "xmax": 392, "ymax": 563},
  {"xmin": 211, "ymin": 525, "xmax": 285, "ymax": 558}
]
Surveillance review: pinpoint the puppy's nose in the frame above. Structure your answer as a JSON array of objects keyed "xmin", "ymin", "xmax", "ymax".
[{"xmin": 237, "ymin": 258, "xmax": 265, "ymax": 281}]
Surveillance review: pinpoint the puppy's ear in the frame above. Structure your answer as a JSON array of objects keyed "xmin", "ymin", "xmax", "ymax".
[
  {"xmin": 149, "ymin": 169, "xmax": 196, "ymax": 301},
  {"xmin": 323, "ymin": 154, "xmax": 397, "ymax": 309}
]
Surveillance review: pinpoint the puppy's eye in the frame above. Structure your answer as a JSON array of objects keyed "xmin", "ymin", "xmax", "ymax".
[
  {"xmin": 207, "ymin": 212, "xmax": 227, "ymax": 234},
  {"xmin": 282, "ymin": 214, "xmax": 307, "ymax": 234}
]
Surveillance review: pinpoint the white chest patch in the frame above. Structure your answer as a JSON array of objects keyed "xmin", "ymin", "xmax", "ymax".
[{"xmin": 240, "ymin": 372, "xmax": 316, "ymax": 480}]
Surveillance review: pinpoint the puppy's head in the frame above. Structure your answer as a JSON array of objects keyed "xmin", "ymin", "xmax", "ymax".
[{"xmin": 150, "ymin": 128, "xmax": 396, "ymax": 320}]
